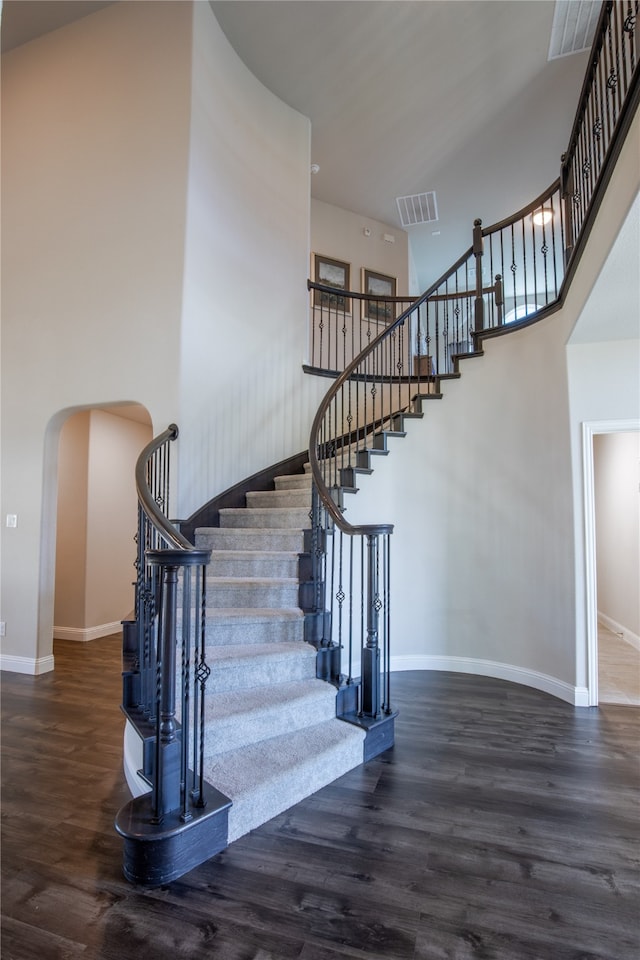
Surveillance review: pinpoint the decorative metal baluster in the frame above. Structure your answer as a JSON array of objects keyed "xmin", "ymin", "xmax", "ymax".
[
  {"xmin": 318, "ymin": 301, "xmax": 325, "ymax": 370},
  {"xmin": 520, "ymin": 214, "xmax": 528, "ymax": 316},
  {"xmin": 383, "ymin": 533, "xmax": 392, "ymax": 715},
  {"xmin": 194, "ymin": 561, "xmax": 210, "ymax": 808},
  {"xmin": 336, "ymin": 529, "xmax": 345, "ymax": 668},
  {"xmin": 607, "ymin": 10, "xmax": 620, "ymax": 127},
  {"xmin": 347, "ymin": 535, "xmax": 354, "ymax": 685},
  {"xmin": 361, "ymin": 533, "xmax": 381, "ymax": 719},
  {"xmin": 510, "ymin": 222, "xmax": 518, "ymax": 315},
  {"xmin": 495, "ymin": 274, "xmax": 504, "ymax": 326},
  {"xmin": 473, "ymin": 219, "xmax": 484, "ymax": 332},
  {"xmin": 531, "ymin": 214, "xmax": 539, "ymax": 314},
  {"xmin": 180, "ymin": 565, "xmax": 192, "ymax": 822},
  {"xmin": 626, "ymin": 2, "xmax": 637, "ymax": 74},
  {"xmin": 359, "ymin": 538, "xmax": 365, "ymax": 713}
]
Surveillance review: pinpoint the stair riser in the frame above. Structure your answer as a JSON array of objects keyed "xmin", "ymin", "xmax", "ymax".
[
  {"xmin": 274, "ymin": 475, "xmax": 312, "ymax": 491},
  {"xmin": 207, "ymin": 651, "xmax": 317, "ymax": 694},
  {"xmin": 208, "ymin": 554, "xmax": 299, "ymax": 578},
  {"xmin": 196, "ymin": 529, "xmax": 306, "ymax": 552},
  {"xmin": 204, "ymin": 581, "xmax": 300, "ymax": 608},
  {"xmin": 203, "ymin": 616, "xmax": 304, "ymax": 646},
  {"xmin": 246, "ymin": 490, "xmax": 312, "ymax": 509},
  {"xmin": 203, "ymin": 686, "xmax": 337, "ymax": 757},
  {"xmin": 219, "ymin": 508, "xmax": 310, "ymax": 530}
]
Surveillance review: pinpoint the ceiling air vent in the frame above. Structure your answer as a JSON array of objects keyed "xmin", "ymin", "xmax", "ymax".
[
  {"xmin": 396, "ymin": 191, "xmax": 438, "ymax": 227},
  {"xmin": 548, "ymin": 0, "xmax": 600, "ymax": 60}
]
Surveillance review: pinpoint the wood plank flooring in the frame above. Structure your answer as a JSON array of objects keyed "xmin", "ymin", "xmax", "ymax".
[{"xmin": 2, "ymin": 636, "xmax": 639, "ymax": 960}]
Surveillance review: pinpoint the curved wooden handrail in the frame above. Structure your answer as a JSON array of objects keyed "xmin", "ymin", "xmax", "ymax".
[
  {"xmin": 135, "ymin": 423, "xmax": 193, "ymax": 551},
  {"xmin": 480, "ymin": 178, "xmax": 562, "ymax": 237}
]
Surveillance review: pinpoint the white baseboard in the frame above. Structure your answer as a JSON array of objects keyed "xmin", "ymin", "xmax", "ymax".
[
  {"xmin": 390, "ymin": 654, "xmax": 589, "ymax": 706},
  {"xmin": 53, "ymin": 621, "xmax": 123, "ymax": 642},
  {"xmin": 0, "ymin": 654, "xmax": 55, "ymax": 675},
  {"xmin": 598, "ymin": 612, "xmax": 640, "ymax": 651}
]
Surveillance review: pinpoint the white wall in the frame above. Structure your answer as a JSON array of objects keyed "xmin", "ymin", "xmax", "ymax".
[
  {"xmin": 311, "ymin": 199, "xmax": 409, "ymax": 294},
  {"xmin": 1, "ymin": 1, "xmax": 196, "ymax": 670},
  {"xmin": 177, "ymin": 2, "xmax": 326, "ymax": 517},
  {"xmin": 345, "ymin": 307, "xmax": 579, "ymax": 701},
  {"xmin": 341, "ymin": 112, "xmax": 640, "ymax": 705},
  {"xmin": 594, "ymin": 431, "xmax": 640, "ymax": 643}
]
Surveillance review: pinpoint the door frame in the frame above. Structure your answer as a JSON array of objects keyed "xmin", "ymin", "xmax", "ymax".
[{"xmin": 582, "ymin": 418, "xmax": 640, "ymax": 706}]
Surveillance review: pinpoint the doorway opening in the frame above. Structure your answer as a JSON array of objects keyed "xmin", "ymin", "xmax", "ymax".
[
  {"xmin": 583, "ymin": 419, "xmax": 640, "ymax": 705},
  {"xmin": 47, "ymin": 403, "xmax": 152, "ymax": 664}
]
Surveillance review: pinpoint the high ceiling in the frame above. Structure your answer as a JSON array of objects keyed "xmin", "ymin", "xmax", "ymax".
[
  {"xmin": 210, "ymin": 1, "xmax": 590, "ymax": 288},
  {"xmin": 2, "ymin": 1, "xmax": 593, "ymax": 289}
]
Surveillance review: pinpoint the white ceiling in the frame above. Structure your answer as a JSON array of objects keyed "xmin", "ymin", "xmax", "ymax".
[
  {"xmin": 210, "ymin": 1, "xmax": 590, "ymax": 288},
  {"xmin": 0, "ymin": 1, "xmax": 605, "ymax": 293}
]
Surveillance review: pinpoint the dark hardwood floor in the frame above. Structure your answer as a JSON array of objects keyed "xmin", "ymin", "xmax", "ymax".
[{"xmin": 2, "ymin": 636, "xmax": 638, "ymax": 960}]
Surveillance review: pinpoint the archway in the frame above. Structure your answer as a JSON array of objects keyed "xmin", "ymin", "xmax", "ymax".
[{"xmin": 41, "ymin": 403, "xmax": 152, "ymax": 668}]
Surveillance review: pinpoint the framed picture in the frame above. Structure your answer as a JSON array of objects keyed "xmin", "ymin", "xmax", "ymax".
[
  {"xmin": 362, "ymin": 269, "xmax": 397, "ymax": 322},
  {"xmin": 313, "ymin": 254, "xmax": 351, "ymax": 311}
]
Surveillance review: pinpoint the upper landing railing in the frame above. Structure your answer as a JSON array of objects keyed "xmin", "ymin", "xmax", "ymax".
[{"xmin": 307, "ymin": 1, "xmax": 639, "ymax": 380}]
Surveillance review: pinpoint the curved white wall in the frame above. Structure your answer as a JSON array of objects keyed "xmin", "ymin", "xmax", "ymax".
[
  {"xmin": 177, "ymin": 2, "xmax": 325, "ymax": 516},
  {"xmin": 344, "ymin": 114, "xmax": 640, "ymax": 705}
]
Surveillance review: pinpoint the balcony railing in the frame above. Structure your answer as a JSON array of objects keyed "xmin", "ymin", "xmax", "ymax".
[
  {"xmin": 306, "ymin": 0, "xmax": 639, "ymax": 730},
  {"xmin": 307, "ymin": 2, "xmax": 638, "ymax": 375}
]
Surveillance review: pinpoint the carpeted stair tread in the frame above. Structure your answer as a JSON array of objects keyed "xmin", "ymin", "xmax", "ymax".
[
  {"xmin": 204, "ymin": 719, "xmax": 365, "ymax": 842},
  {"xmin": 203, "ymin": 678, "xmax": 338, "ymax": 756},
  {"xmin": 207, "ymin": 641, "xmax": 317, "ymax": 692}
]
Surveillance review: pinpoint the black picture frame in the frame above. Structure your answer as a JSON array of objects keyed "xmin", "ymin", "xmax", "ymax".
[
  {"xmin": 313, "ymin": 254, "xmax": 351, "ymax": 311},
  {"xmin": 362, "ymin": 269, "xmax": 397, "ymax": 322}
]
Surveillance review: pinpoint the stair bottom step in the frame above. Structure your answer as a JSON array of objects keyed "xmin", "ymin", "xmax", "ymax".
[{"xmin": 203, "ymin": 719, "xmax": 365, "ymax": 843}]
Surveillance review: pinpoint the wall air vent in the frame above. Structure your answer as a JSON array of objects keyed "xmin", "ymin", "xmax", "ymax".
[
  {"xmin": 396, "ymin": 191, "xmax": 438, "ymax": 227},
  {"xmin": 548, "ymin": 0, "xmax": 600, "ymax": 60}
]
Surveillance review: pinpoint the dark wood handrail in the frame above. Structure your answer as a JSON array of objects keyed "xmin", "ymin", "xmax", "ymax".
[
  {"xmin": 135, "ymin": 423, "xmax": 193, "ymax": 551},
  {"xmin": 480, "ymin": 178, "xmax": 562, "ymax": 238}
]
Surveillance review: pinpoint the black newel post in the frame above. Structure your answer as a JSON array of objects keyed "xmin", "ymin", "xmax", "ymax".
[
  {"xmin": 149, "ymin": 554, "xmax": 182, "ymax": 823},
  {"xmin": 473, "ymin": 218, "xmax": 484, "ymax": 333},
  {"xmin": 361, "ymin": 533, "xmax": 381, "ymax": 718}
]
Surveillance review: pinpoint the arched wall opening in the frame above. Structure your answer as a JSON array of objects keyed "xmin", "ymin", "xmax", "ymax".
[{"xmin": 41, "ymin": 403, "xmax": 152, "ymax": 669}]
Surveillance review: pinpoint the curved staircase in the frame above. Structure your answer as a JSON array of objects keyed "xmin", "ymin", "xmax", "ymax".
[{"xmin": 189, "ymin": 468, "xmax": 365, "ymax": 843}]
